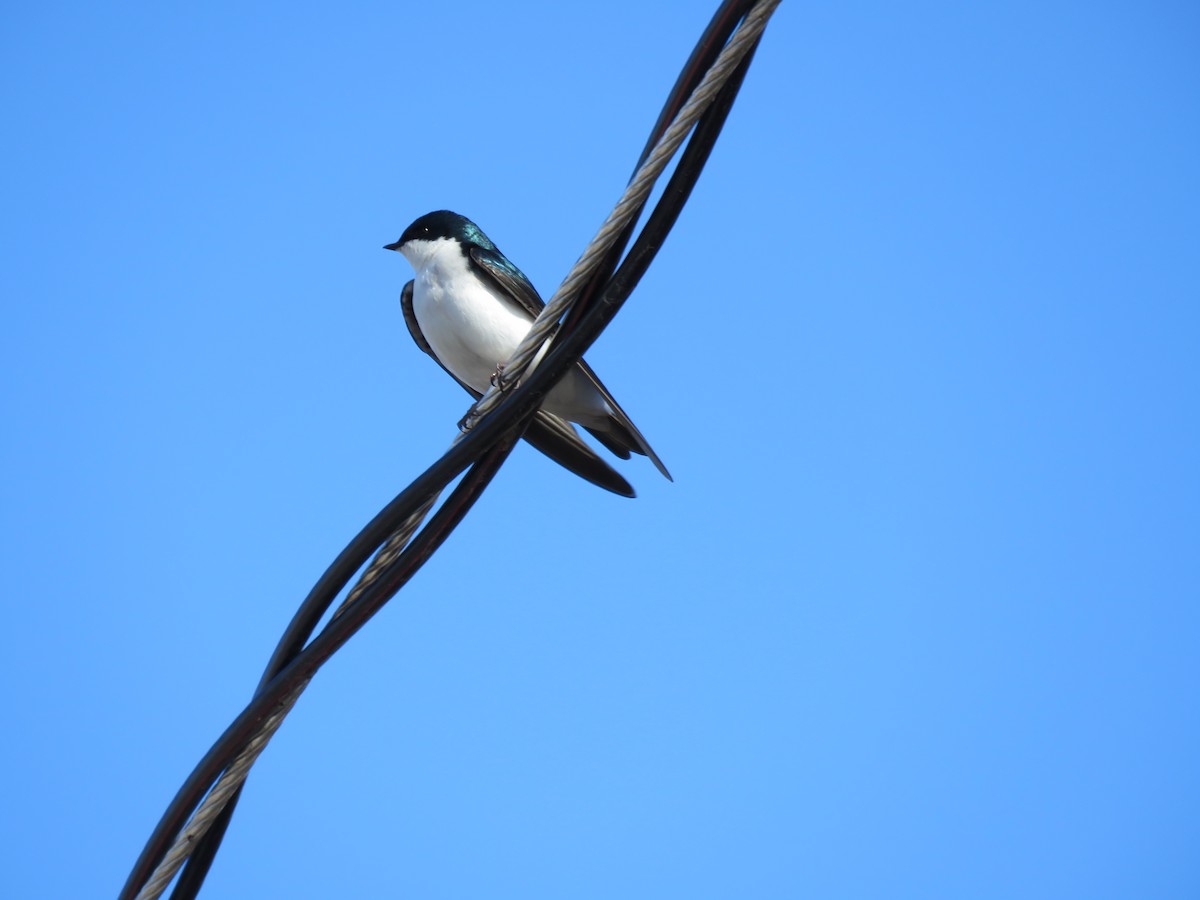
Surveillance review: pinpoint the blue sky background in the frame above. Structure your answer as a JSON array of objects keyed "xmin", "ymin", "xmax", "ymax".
[{"xmin": 2, "ymin": 2, "xmax": 1198, "ymax": 897}]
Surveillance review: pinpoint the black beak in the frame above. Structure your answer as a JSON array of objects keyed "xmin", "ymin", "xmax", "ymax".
[{"xmin": 383, "ymin": 241, "xmax": 402, "ymax": 251}]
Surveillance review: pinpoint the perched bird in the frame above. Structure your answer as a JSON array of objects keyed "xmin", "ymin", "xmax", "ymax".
[{"xmin": 385, "ymin": 210, "xmax": 670, "ymax": 497}]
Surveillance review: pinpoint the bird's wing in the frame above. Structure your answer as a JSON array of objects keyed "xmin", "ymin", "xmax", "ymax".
[
  {"xmin": 400, "ymin": 280, "xmax": 635, "ymax": 497},
  {"xmin": 401, "ymin": 279, "xmax": 463, "ymax": 385},
  {"xmin": 466, "ymin": 254, "xmax": 672, "ymax": 481},
  {"xmin": 469, "ymin": 245, "xmax": 545, "ymax": 319},
  {"xmin": 521, "ymin": 410, "xmax": 636, "ymax": 498},
  {"xmin": 577, "ymin": 359, "xmax": 673, "ymax": 480},
  {"xmin": 400, "ymin": 279, "xmax": 439, "ymax": 358}
]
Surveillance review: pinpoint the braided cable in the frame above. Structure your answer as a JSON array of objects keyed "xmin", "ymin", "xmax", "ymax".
[
  {"xmin": 133, "ymin": 494, "xmax": 441, "ymax": 899},
  {"xmin": 460, "ymin": 0, "xmax": 780, "ymax": 432},
  {"xmin": 134, "ymin": 682, "xmax": 307, "ymax": 900}
]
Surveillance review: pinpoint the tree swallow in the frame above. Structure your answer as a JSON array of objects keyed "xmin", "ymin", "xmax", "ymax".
[{"xmin": 384, "ymin": 210, "xmax": 671, "ymax": 497}]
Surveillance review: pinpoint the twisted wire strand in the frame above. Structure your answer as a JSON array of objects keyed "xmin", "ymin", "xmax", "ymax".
[
  {"xmin": 134, "ymin": 681, "xmax": 307, "ymax": 900},
  {"xmin": 334, "ymin": 491, "xmax": 441, "ymax": 617},
  {"xmin": 128, "ymin": 3, "xmax": 780, "ymax": 896},
  {"xmin": 460, "ymin": 0, "xmax": 780, "ymax": 433},
  {"xmin": 133, "ymin": 492, "xmax": 441, "ymax": 900}
]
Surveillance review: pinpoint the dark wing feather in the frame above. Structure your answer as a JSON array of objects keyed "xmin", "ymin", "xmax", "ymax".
[
  {"xmin": 400, "ymin": 280, "xmax": 635, "ymax": 497},
  {"xmin": 522, "ymin": 411, "xmax": 635, "ymax": 498},
  {"xmin": 576, "ymin": 360, "xmax": 673, "ymax": 481},
  {"xmin": 469, "ymin": 245, "xmax": 545, "ymax": 318},
  {"xmin": 400, "ymin": 280, "xmax": 438, "ymax": 358}
]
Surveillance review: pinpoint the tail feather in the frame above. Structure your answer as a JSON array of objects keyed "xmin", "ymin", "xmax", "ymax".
[
  {"xmin": 585, "ymin": 426, "xmax": 633, "ymax": 461},
  {"xmin": 587, "ymin": 416, "xmax": 672, "ymax": 482},
  {"xmin": 573, "ymin": 359, "xmax": 672, "ymax": 483}
]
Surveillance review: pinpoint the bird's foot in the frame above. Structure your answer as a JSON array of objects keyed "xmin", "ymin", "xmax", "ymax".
[
  {"xmin": 490, "ymin": 362, "xmax": 518, "ymax": 392},
  {"xmin": 457, "ymin": 405, "xmax": 479, "ymax": 433}
]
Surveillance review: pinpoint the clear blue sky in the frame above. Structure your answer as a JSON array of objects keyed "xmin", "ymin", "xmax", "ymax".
[{"xmin": 2, "ymin": 2, "xmax": 1197, "ymax": 897}]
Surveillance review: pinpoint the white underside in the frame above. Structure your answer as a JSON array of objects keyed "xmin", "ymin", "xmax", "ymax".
[{"xmin": 402, "ymin": 238, "xmax": 612, "ymax": 428}]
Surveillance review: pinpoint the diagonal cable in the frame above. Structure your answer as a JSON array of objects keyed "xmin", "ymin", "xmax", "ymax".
[
  {"xmin": 461, "ymin": 0, "xmax": 781, "ymax": 433},
  {"xmin": 122, "ymin": 3, "xmax": 781, "ymax": 897}
]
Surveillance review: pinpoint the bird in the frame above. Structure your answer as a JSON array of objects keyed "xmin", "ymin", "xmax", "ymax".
[{"xmin": 384, "ymin": 210, "xmax": 671, "ymax": 497}]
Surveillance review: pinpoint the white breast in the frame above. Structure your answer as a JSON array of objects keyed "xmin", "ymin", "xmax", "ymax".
[
  {"xmin": 403, "ymin": 238, "xmax": 533, "ymax": 394},
  {"xmin": 400, "ymin": 237, "xmax": 613, "ymax": 427}
]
